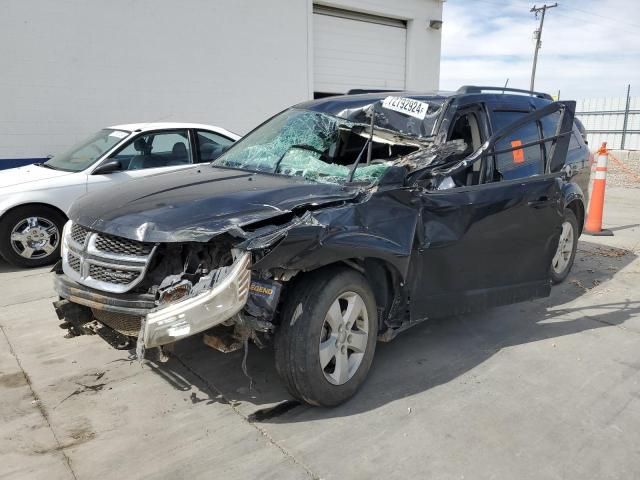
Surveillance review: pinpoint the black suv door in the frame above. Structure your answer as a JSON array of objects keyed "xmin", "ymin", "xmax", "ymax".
[{"xmin": 408, "ymin": 101, "xmax": 575, "ymax": 320}]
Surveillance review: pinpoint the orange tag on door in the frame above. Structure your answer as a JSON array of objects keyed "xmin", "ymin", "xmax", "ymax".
[{"xmin": 511, "ymin": 140, "xmax": 524, "ymax": 164}]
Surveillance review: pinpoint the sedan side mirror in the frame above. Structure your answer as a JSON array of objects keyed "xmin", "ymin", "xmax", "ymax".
[{"xmin": 92, "ymin": 160, "xmax": 121, "ymax": 175}]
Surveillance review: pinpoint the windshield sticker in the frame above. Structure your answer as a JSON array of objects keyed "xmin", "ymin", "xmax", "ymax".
[
  {"xmin": 382, "ymin": 96, "xmax": 429, "ymax": 120},
  {"xmin": 109, "ymin": 131, "xmax": 128, "ymax": 139}
]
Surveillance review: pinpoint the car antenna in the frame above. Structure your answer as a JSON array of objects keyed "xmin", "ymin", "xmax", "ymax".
[{"xmin": 502, "ymin": 78, "xmax": 509, "ymax": 94}]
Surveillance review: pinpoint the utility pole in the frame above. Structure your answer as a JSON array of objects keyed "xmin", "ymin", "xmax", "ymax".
[{"xmin": 529, "ymin": 3, "xmax": 558, "ymax": 92}]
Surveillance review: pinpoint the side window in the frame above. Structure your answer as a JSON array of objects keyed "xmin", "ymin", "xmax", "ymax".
[
  {"xmin": 196, "ymin": 130, "xmax": 234, "ymax": 163},
  {"xmin": 540, "ymin": 112, "xmax": 584, "ymax": 173},
  {"xmin": 491, "ymin": 111, "xmax": 544, "ymax": 181},
  {"xmin": 114, "ymin": 130, "xmax": 191, "ymax": 170}
]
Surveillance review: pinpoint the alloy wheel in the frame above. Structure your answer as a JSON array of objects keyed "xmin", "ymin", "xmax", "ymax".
[
  {"xmin": 552, "ymin": 220, "xmax": 574, "ymax": 275},
  {"xmin": 10, "ymin": 216, "xmax": 60, "ymax": 260},
  {"xmin": 319, "ymin": 291, "xmax": 370, "ymax": 386}
]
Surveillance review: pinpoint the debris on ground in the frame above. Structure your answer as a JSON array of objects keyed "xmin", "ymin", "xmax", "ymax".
[
  {"xmin": 570, "ymin": 279, "xmax": 589, "ymax": 292},
  {"xmin": 578, "ymin": 246, "xmax": 629, "ymax": 258}
]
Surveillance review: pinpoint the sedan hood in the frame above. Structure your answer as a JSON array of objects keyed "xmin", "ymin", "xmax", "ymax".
[
  {"xmin": 0, "ymin": 164, "xmax": 73, "ymax": 189},
  {"xmin": 71, "ymin": 166, "xmax": 360, "ymax": 243}
]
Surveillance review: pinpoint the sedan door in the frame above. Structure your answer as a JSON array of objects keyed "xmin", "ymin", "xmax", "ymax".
[
  {"xmin": 409, "ymin": 101, "xmax": 575, "ymax": 320},
  {"xmin": 86, "ymin": 129, "xmax": 196, "ymax": 193}
]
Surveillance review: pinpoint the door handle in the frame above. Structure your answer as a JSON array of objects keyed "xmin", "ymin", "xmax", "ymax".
[{"xmin": 527, "ymin": 196, "xmax": 550, "ymax": 208}]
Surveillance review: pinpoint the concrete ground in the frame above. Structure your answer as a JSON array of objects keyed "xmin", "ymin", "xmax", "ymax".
[{"xmin": 1, "ymin": 186, "xmax": 639, "ymax": 480}]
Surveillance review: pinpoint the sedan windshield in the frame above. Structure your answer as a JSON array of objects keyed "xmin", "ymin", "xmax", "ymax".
[
  {"xmin": 45, "ymin": 129, "xmax": 130, "ymax": 172},
  {"xmin": 212, "ymin": 109, "xmax": 419, "ymax": 184}
]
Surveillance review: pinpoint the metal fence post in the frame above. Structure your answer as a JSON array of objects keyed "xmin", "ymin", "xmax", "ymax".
[{"xmin": 621, "ymin": 84, "xmax": 631, "ymax": 149}]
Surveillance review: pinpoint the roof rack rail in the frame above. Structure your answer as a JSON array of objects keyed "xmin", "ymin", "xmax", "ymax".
[{"xmin": 456, "ymin": 85, "xmax": 553, "ymax": 101}]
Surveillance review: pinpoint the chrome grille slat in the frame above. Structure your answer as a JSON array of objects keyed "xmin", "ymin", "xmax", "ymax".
[{"xmin": 62, "ymin": 221, "xmax": 156, "ymax": 294}]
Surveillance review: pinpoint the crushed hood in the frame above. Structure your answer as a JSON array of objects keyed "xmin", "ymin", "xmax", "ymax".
[{"xmin": 70, "ymin": 166, "xmax": 360, "ymax": 243}]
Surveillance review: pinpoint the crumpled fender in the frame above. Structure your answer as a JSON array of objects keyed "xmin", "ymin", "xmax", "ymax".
[{"xmin": 250, "ymin": 191, "xmax": 419, "ymax": 280}]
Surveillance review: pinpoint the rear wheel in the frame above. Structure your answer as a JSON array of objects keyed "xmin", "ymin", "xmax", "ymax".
[
  {"xmin": 550, "ymin": 209, "xmax": 579, "ymax": 284},
  {"xmin": 0, "ymin": 206, "xmax": 66, "ymax": 268},
  {"xmin": 275, "ymin": 267, "xmax": 378, "ymax": 407}
]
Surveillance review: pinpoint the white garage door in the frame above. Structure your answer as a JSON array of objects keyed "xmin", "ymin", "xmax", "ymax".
[{"xmin": 313, "ymin": 6, "xmax": 407, "ymax": 96}]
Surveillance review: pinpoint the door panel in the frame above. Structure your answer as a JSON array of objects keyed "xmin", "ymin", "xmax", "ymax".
[
  {"xmin": 409, "ymin": 174, "xmax": 563, "ymax": 320},
  {"xmin": 86, "ymin": 130, "xmax": 194, "ymax": 194},
  {"xmin": 86, "ymin": 165, "xmax": 194, "ymax": 194}
]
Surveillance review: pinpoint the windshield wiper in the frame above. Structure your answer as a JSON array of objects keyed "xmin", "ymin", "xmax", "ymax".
[{"xmin": 36, "ymin": 163, "xmax": 57, "ymax": 170}]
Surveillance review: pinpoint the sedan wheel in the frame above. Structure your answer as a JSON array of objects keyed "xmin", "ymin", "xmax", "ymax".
[
  {"xmin": 0, "ymin": 206, "xmax": 66, "ymax": 268},
  {"xmin": 10, "ymin": 216, "xmax": 60, "ymax": 260}
]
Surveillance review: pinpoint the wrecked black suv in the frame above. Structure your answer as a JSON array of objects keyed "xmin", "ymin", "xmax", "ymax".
[{"xmin": 53, "ymin": 86, "xmax": 590, "ymax": 406}]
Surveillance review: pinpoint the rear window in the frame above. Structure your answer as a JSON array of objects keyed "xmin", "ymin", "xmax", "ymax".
[{"xmin": 492, "ymin": 111, "xmax": 544, "ymax": 180}]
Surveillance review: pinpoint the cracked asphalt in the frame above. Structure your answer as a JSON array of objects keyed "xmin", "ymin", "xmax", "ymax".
[{"xmin": 1, "ymin": 186, "xmax": 639, "ymax": 480}]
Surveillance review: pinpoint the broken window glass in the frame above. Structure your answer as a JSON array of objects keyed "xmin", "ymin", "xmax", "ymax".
[{"xmin": 213, "ymin": 109, "xmax": 400, "ymax": 184}]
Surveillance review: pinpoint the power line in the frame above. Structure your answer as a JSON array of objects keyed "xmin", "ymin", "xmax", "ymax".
[
  {"xmin": 530, "ymin": 3, "xmax": 558, "ymax": 91},
  {"xmin": 567, "ymin": 5, "xmax": 640, "ymax": 30},
  {"xmin": 551, "ymin": 10, "xmax": 639, "ymax": 36}
]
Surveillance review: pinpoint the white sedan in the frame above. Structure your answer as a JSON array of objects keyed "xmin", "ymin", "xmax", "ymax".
[{"xmin": 0, "ymin": 123, "xmax": 239, "ymax": 267}]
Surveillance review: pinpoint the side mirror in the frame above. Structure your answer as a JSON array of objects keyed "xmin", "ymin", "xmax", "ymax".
[{"xmin": 92, "ymin": 160, "xmax": 121, "ymax": 175}]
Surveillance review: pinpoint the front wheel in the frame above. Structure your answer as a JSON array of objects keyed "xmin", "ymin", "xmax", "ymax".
[
  {"xmin": 0, "ymin": 206, "xmax": 66, "ymax": 268},
  {"xmin": 275, "ymin": 267, "xmax": 378, "ymax": 407},
  {"xmin": 550, "ymin": 209, "xmax": 579, "ymax": 284}
]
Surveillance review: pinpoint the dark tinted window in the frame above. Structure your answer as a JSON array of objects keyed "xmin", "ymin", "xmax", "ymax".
[
  {"xmin": 540, "ymin": 113, "xmax": 582, "ymax": 171},
  {"xmin": 196, "ymin": 130, "xmax": 234, "ymax": 163},
  {"xmin": 492, "ymin": 111, "xmax": 544, "ymax": 180},
  {"xmin": 540, "ymin": 111, "xmax": 560, "ymax": 161},
  {"xmin": 569, "ymin": 127, "xmax": 582, "ymax": 151}
]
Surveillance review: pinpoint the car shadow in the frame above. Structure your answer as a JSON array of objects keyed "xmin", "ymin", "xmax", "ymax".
[
  {"xmin": 0, "ymin": 258, "xmax": 24, "ymax": 274},
  {"xmin": 148, "ymin": 240, "xmax": 638, "ymax": 420},
  {"xmin": 0, "ymin": 257, "xmax": 53, "ymax": 275}
]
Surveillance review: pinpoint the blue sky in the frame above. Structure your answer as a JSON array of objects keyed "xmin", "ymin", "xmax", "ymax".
[{"xmin": 440, "ymin": 0, "xmax": 640, "ymax": 99}]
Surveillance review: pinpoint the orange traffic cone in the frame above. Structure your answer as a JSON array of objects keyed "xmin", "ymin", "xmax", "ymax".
[{"xmin": 584, "ymin": 142, "xmax": 613, "ymax": 236}]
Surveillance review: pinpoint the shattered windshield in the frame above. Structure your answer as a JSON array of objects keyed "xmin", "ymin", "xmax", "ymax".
[{"xmin": 212, "ymin": 108, "xmax": 419, "ymax": 185}]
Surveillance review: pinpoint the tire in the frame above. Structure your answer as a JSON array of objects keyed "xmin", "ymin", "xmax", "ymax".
[
  {"xmin": 275, "ymin": 266, "xmax": 378, "ymax": 407},
  {"xmin": 550, "ymin": 209, "xmax": 579, "ymax": 284},
  {"xmin": 0, "ymin": 205, "xmax": 66, "ymax": 268}
]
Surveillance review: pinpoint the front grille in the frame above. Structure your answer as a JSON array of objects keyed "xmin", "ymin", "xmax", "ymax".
[
  {"xmin": 92, "ymin": 309, "xmax": 142, "ymax": 337},
  {"xmin": 62, "ymin": 222, "xmax": 156, "ymax": 293},
  {"xmin": 71, "ymin": 224, "xmax": 90, "ymax": 245},
  {"xmin": 68, "ymin": 253, "xmax": 81, "ymax": 273},
  {"xmin": 89, "ymin": 265, "xmax": 139, "ymax": 285},
  {"xmin": 95, "ymin": 233, "xmax": 153, "ymax": 257}
]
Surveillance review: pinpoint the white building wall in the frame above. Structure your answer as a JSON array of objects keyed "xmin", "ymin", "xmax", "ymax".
[
  {"xmin": 0, "ymin": 0, "xmax": 442, "ymax": 160},
  {"xmin": 1, "ymin": 0, "xmax": 311, "ymax": 159}
]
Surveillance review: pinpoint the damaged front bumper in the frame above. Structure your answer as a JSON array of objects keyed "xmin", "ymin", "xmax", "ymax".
[{"xmin": 53, "ymin": 252, "xmax": 252, "ymax": 349}]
